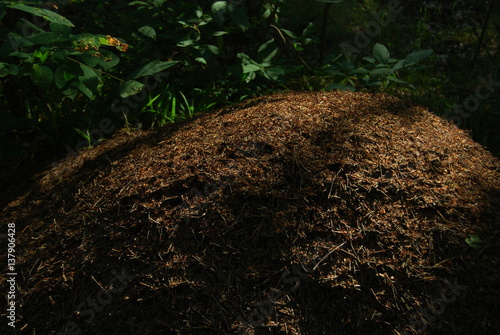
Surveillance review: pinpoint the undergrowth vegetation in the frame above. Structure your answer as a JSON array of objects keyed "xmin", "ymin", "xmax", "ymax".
[{"xmin": 0, "ymin": 0, "xmax": 498, "ymax": 159}]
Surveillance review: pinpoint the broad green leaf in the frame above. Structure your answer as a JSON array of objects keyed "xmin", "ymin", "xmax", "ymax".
[
  {"xmin": 349, "ymin": 68, "xmax": 369, "ymax": 75},
  {"xmin": 34, "ymin": 49, "xmax": 49, "ymax": 63},
  {"xmin": 97, "ymin": 50, "xmax": 120, "ymax": 70},
  {"xmin": 129, "ymin": 60, "xmax": 178, "ymax": 79},
  {"xmin": 120, "ymin": 80, "xmax": 145, "ymax": 98},
  {"xmin": 7, "ymin": 33, "xmax": 34, "ymax": 50},
  {"xmin": 393, "ymin": 59, "xmax": 405, "ymax": 70},
  {"xmin": 281, "ymin": 29, "xmax": 299, "ymax": 39},
  {"xmin": 258, "ymin": 39, "xmax": 277, "ymax": 64},
  {"xmin": 465, "ymin": 235, "xmax": 484, "ymax": 249},
  {"xmin": 50, "ymin": 22, "xmax": 72, "ymax": 36},
  {"xmin": 212, "ymin": 31, "xmax": 228, "ymax": 37},
  {"xmin": 177, "ymin": 39, "xmax": 195, "ymax": 47},
  {"xmin": 61, "ymin": 59, "xmax": 84, "ymax": 76},
  {"xmin": 212, "ymin": 1, "xmax": 228, "ymax": 26},
  {"xmin": 242, "ymin": 63, "xmax": 261, "ymax": 73},
  {"xmin": 28, "ymin": 32, "xmax": 72, "ymax": 45},
  {"xmin": 31, "ymin": 64, "xmax": 53, "ymax": 91},
  {"xmin": 363, "ymin": 56, "xmax": 375, "ymax": 64},
  {"xmin": 404, "ymin": 49, "xmax": 433, "ymax": 65},
  {"xmin": 73, "ymin": 34, "xmax": 101, "ymax": 51},
  {"xmin": 79, "ymin": 65, "xmax": 99, "ymax": 98},
  {"xmin": 54, "ymin": 66, "xmax": 67, "ymax": 89},
  {"xmin": 244, "ymin": 71, "xmax": 256, "ymax": 82},
  {"xmin": 263, "ymin": 66, "xmax": 285, "ymax": 81},
  {"xmin": 387, "ymin": 76, "xmax": 407, "ymax": 84},
  {"xmin": 0, "ymin": 63, "xmax": 19, "ymax": 77},
  {"xmin": 195, "ymin": 57, "xmax": 207, "ymax": 64},
  {"xmin": 9, "ymin": 51, "xmax": 34, "ymax": 62},
  {"xmin": 77, "ymin": 52, "xmax": 101, "ymax": 68},
  {"xmin": 9, "ymin": 3, "xmax": 74, "ymax": 27},
  {"xmin": 78, "ymin": 81, "xmax": 94, "ymax": 100},
  {"xmin": 63, "ymin": 71, "xmax": 77, "ymax": 82},
  {"xmin": 370, "ymin": 68, "xmax": 394, "ymax": 76},
  {"xmin": 138, "ymin": 25, "xmax": 156, "ymax": 40},
  {"xmin": 61, "ymin": 81, "xmax": 79, "ymax": 99},
  {"xmin": 207, "ymin": 45, "xmax": 220, "ymax": 55},
  {"xmin": 373, "ymin": 43, "xmax": 390, "ymax": 64}
]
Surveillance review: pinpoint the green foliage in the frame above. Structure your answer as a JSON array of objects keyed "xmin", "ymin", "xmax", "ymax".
[
  {"xmin": 465, "ymin": 235, "xmax": 485, "ymax": 250},
  {"xmin": 323, "ymin": 43, "xmax": 433, "ymax": 91},
  {"xmin": 6, "ymin": 0, "xmax": 497, "ymax": 160}
]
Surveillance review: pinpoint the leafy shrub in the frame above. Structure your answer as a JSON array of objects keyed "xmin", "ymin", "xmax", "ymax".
[{"xmin": 0, "ymin": 0, "xmax": 434, "ymax": 159}]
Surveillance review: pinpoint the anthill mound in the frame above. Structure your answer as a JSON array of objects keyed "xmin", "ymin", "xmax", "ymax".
[{"xmin": 1, "ymin": 91, "xmax": 500, "ymax": 335}]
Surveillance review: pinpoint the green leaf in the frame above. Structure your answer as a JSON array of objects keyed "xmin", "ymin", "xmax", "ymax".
[
  {"xmin": 212, "ymin": 1, "xmax": 228, "ymax": 26},
  {"xmin": 363, "ymin": 57, "xmax": 375, "ymax": 64},
  {"xmin": 6, "ymin": 33, "xmax": 34, "ymax": 50},
  {"xmin": 78, "ymin": 81, "xmax": 94, "ymax": 100},
  {"xmin": 54, "ymin": 66, "xmax": 67, "ymax": 89},
  {"xmin": 34, "ymin": 49, "xmax": 49, "ymax": 63},
  {"xmin": 263, "ymin": 66, "xmax": 285, "ymax": 81},
  {"xmin": 404, "ymin": 49, "xmax": 433, "ymax": 65},
  {"xmin": 195, "ymin": 57, "xmax": 207, "ymax": 64},
  {"xmin": 387, "ymin": 76, "xmax": 407, "ymax": 84},
  {"xmin": 61, "ymin": 81, "xmax": 79, "ymax": 99},
  {"xmin": 9, "ymin": 51, "xmax": 34, "ymax": 62},
  {"xmin": 31, "ymin": 64, "xmax": 53, "ymax": 91},
  {"xmin": 370, "ymin": 68, "xmax": 394, "ymax": 76},
  {"xmin": 177, "ymin": 39, "xmax": 195, "ymax": 47},
  {"xmin": 50, "ymin": 22, "xmax": 72, "ymax": 36},
  {"xmin": 27, "ymin": 31, "xmax": 72, "ymax": 45},
  {"xmin": 465, "ymin": 235, "xmax": 484, "ymax": 249},
  {"xmin": 78, "ymin": 65, "xmax": 99, "ymax": 99},
  {"xmin": 207, "ymin": 45, "xmax": 220, "ymax": 55},
  {"xmin": 0, "ymin": 63, "xmax": 19, "ymax": 77},
  {"xmin": 63, "ymin": 71, "xmax": 77, "ymax": 82},
  {"xmin": 77, "ymin": 52, "xmax": 101, "ymax": 68},
  {"xmin": 120, "ymin": 80, "xmax": 145, "ymax": 98},
  {"xmin": 258, "ymin": 39, "xmax": 277, "ymax": 64},
  {"xmin": 281, "ymin": 29, "xmax": 299, "ymax": 39},
  {"xmin": 349, "ymin": 68, "xmax": 369, "ymax": 75},
  {"xmin": 138, "ymin": 25, "xmax": 156, "ymax": 40},
  {"xmin": 97, "ymin": 50, "xmax": 120, "ymax": 70},
  {"xmin": 129, "ymin": 60, "xmax": 178, "ymax": 79},
  {"xmin": 393, "ymin": 59, "xmax": 405, "ymax": 70},
  {"xmin": 242, "ymin": 63, "xmax": 262, "ymax": 73},
  {"xmin": 61, "ymin": 59, "xmax": 84, "ymax": 76},
  {"xmin": 8, "ymin": 3, "xmax": 74, "ymax": 27},
  {"xmin": 373, "ymin": 43, "xmax": 390, "ymax": 64},
  {"xmin": 212, "ymin": 31, "xmax": 228, "ymax": 37}
]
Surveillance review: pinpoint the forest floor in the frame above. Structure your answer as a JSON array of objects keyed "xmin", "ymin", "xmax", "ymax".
[{"xmin": 1, "ymin": 91, "xmax": 500, "ymax": 334}]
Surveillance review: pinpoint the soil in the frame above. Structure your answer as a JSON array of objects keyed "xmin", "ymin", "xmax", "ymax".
[{"xmin": 1, "ymin": 91, "xmax": 500, "ymax": 335}]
